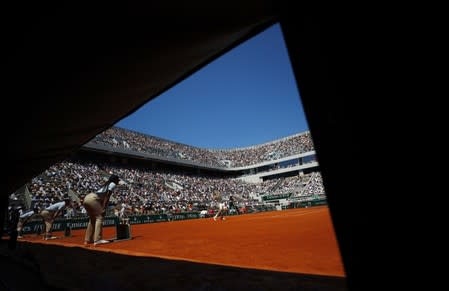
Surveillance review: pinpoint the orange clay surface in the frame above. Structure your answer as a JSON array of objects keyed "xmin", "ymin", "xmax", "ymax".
[{"xmin": 19, "ymin": 206, "xmax": 345, "ymax": 277}]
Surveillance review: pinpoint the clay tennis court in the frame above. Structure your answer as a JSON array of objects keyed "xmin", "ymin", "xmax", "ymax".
[
  {"xmin": 5, "ymin": 206, "xmax": 348, "ymax": 290},
  {"xmin": 21, "ymin": 206, "xmax": 345, "ymax": 275}
]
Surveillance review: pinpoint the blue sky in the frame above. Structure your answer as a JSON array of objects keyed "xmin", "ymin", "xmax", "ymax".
[{"xmin": 116, "ymin": 23, "xmax": 309, "ymax": 150}]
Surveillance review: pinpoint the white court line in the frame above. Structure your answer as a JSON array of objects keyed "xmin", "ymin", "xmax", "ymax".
[{"xmin": 241, "ymin": 209, "xmax": 325, "ymax": 221}]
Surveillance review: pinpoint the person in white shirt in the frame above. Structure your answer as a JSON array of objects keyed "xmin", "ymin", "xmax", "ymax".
[
  {"xmin": 17, "ymin": 208, "xmax": 38, "ymax": 238},
  {"xmin": 213, "ymin": 198, "xmax": 228, "ymax": 221},
  {"xmin": 39, "ymin": 198, "xmax": 71, "ymax": 240},
  {"xmin": 83, "ymin": 174, "xmax": 120, "ymax": 246},
  {"xmin": 80, "ymin": 205, "xmax": 87, "ymax": 215},
  {"xmin": 119, "ymin": 202, "xmax": 128, "ymax": 219}
]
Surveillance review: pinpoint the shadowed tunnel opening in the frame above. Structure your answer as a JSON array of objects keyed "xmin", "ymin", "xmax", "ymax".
[{"xmin": 3, "ymin": 2, "xmax": 365, "ymax": 290}]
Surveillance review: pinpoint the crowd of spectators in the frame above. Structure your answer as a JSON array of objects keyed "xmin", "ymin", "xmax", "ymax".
[
  {"xmin": 26, "ymin": 159, "xmax": 325, "ymax": 218},
  {"xmin": 88, "ymin": 127, "xmax": 315, "ymax": 168},
  {"xmin": 289, "ymin": 172, "xmax": 327, "ymax": 202},
  {"xmin": 17, "ymin": 127, "xmax": 325, "ymax": 219}
]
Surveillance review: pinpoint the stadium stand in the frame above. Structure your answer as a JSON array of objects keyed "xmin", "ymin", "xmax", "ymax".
[{"xmin": 11, "ymin": 128, "xmax": 324, "ymax": 220}]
